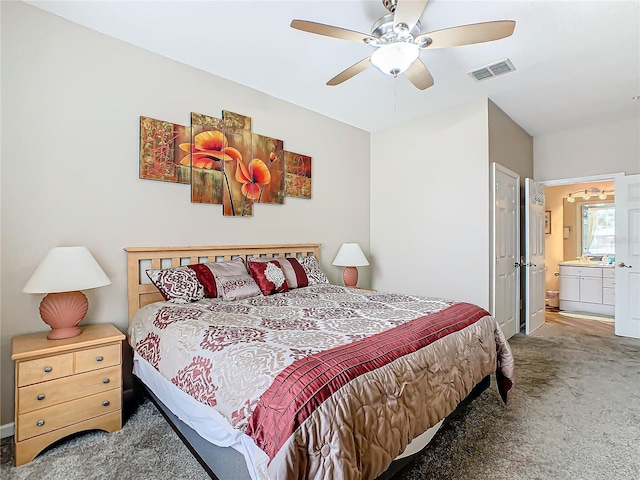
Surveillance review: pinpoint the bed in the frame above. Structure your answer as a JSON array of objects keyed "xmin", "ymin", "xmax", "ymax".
[{"xmin": 125, "ymin": 244, "xmax": 514, "ymax": 480}]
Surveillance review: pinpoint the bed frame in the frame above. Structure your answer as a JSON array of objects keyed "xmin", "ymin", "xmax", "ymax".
[{"xmin": 124, "ymin": 243, "xmax": 489, "ymax": 480}]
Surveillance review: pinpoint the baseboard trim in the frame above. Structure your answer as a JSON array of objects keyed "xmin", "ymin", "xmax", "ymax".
[{"xmin": 1, "ymin": 422, "xmax": 15, "ymax": 439}]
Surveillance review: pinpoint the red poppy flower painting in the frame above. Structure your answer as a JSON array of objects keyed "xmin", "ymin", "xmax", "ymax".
[
  {"xmin": 251, "ymin": 133, "xmax": 285, "ymax": 205},
  {"xmin": 139, "ymin": 109, "xmax": 310, "ymax": 218},
  {"xmin": 222, "ymin": 111, "xmax": 254, "ymax": 217}
]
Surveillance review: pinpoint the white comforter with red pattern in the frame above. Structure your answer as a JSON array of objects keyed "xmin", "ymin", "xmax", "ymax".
[
  {"xmin": 129, "ymin": 285, "xmax": 458, "ymax": 430},
  {"xmin": 129, "ymin": 284, "xmax": 514, "ymax": 480}
]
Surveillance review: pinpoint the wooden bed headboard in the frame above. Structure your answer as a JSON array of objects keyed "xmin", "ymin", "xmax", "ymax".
[{"xmin": 124, "ymin": 244, "xmax": 321, "ymax": 323}]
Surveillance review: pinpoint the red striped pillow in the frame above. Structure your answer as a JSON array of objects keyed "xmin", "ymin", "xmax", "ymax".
[{"xmin": 186, "ymin": 263, "xmax": 218, "ymax": 297}]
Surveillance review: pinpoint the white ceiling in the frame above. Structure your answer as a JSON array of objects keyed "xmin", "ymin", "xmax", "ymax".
[{"xmin": 26, "ymin": 0, "xmax": 640, "ymax": 137}]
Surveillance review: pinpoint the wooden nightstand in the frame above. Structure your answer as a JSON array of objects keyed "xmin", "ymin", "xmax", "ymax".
[{"xmin": 11, "ymin": 323, "xmax": 125, "ymax": 466}]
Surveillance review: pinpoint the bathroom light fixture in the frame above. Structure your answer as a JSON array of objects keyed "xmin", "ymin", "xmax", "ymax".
[{"xmin": 566, "ymin": 187, "xmax": 614, "ymax": 203}]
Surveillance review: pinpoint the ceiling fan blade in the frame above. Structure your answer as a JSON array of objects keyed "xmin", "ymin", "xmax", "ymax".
[
  {"xmin": 394, "ymin": 0, "xmax": 429, "ymax": 29},
  {"xmin": 291, "ymin": 19, "xmax": 375, "ymax": 44},
  {"xmin": 404, "ymin": 59, "xmax": 434, "ymax": 90},
  {"xmin": 417, "ymin": 20, "xmax": 516, "ymax": 49},
  {"xmin": 327, "ymin": 58, "xmax": 372, "ymax": 86}
]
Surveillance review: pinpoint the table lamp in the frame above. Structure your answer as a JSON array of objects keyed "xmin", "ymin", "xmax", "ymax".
[
  {"xmin": 332, "ymin": 243, "xmax": 369, "ymax": 288},
  {"xmin": 23, "ymin": 246, "xmax": 111, "ymax": 339}
]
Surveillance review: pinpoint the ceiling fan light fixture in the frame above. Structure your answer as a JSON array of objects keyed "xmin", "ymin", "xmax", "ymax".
[{"xmin": 371, "ymin": 42, "xmax": 419, "ymax": 77}]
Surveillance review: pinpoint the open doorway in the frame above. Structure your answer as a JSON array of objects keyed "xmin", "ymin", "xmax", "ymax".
[{"xmin": 543, "ymin": 178, "xmax": 616, "ymax": 327}]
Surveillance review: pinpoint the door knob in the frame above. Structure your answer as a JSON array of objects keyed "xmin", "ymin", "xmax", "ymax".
[{"xmin": 617, "ymin": 262, "xmax": 632, "ymax": 268}]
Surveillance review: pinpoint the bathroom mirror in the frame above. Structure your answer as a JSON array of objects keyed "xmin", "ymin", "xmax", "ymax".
[{"xmin": 563, "ymin": 197, "xmax": 615, "ymax": 261}]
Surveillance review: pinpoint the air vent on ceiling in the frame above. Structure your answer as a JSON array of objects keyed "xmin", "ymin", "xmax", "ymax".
[{"xmin": 468, "ymin": 59, "xmax": 516, "ymax": 82}]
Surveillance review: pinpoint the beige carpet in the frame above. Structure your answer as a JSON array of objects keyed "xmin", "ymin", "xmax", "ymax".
[{"xmin": 2, "ymin": 323, "xmax": 639, "ymax": 480}]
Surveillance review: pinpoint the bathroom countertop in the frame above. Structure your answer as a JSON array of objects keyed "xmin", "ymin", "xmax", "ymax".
[{"xmin": 558, "ymin": 260, "xmax": 614, "ymax": 268}]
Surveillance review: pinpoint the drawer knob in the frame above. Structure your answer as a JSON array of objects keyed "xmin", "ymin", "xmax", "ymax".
[
  {"xmin": 96, "ymin": 356, "xmax": 104, "ymax": 362},
  {"xmin": 37, "ymin": 420, "xmax": 45, "ymax": 427},
  {"xmin": 37, "ymin": 394, "xmax": 45, "ymax": 401},
  {"xmin": 102, "ymin": 400, "xmax": 110, "ymax": 407},
  {"xmin": 43, "ymin": 366, "xmax": 53, "ymax": 373},
  {"xmin": 103, "ymin": 378, "xmax": 110, "ymax": 384}
]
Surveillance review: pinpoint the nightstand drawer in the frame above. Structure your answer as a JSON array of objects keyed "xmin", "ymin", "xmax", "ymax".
[
  {"xmin": 17, "ymin": 353, "xmax": 74, "ymax": 387},
  {"xmin": 18, "ymin": 365, "xmax": 121, "ymax": 414},
  {"xmin": 75, "ymin": 343, "xmax": 121, "ymax": 373},
  {"xmin": 17, "ymin": 388, "xmax": 121, "ymax": 441}
]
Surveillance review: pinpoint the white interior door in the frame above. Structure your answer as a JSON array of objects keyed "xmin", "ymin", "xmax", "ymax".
[
  {"xmin": 614, "ymin": 174, "xmax": 640, "ymax": 339},
  {"xmin": 524, "ymin": 178, "xmax": 546, "ymax": 334},
  {"xmin": 491, "ymin": 163, "xmax": 519, "ymax": 339}
]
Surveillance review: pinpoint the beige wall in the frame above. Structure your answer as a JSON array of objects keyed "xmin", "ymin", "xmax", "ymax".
[
  {"xmin": 488, "ymin": 100, "xmax": 533, "ymax": 327},
  {"xmin": 534, "ymin": 116, "xmax": 640, "ymax": 181},
  {"xmin": 488, "ymin": 99, "xmax": 534, "ymax": 184},
  {"xmin": 534, "ymin": 115, "xmax": 638, "ymax": 296},
  {"xmin": 535, "ymin": 114, "xmax": 636, "ymax": 293},
  {"xmin": 0, "ymin": 2, "xmax": 371, "ymax": 426},
  {"xmin": 544, "ymin": 181, "xmax": 615, "ymax": 291},
  {"xmin": 370, "ymin": 100, "xmax": 490, "ymax": 308}
]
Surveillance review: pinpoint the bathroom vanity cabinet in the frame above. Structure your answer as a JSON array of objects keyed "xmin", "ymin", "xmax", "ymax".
[{"xmin": 558, "ymin": 263, "xmax": 615, "ymax": 316}]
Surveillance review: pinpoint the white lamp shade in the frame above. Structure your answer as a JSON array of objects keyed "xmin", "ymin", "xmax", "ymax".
[
  {"xmin": 371, "ymin": 43, "xmax": 419, "ymax": 76},
  {"xmin": 23, "ymin": 246, "xmax": 111, "ymax": 293},
  {"xmin": 332, "ymin": 243, "xmax": 370, "ymax": 267}
]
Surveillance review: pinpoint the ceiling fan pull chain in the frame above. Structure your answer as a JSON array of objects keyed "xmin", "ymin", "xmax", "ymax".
[{"xmin": 394, "ymin": 76, "xmax": 398, "ymax": 113}]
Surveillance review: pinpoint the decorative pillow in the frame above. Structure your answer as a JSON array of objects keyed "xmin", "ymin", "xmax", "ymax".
[
  {"xmin": 185, "ymin": 257, "xmax": 248, "ymax": 298},
  {"xmin": 282, "ymin": 258, "xmax": 310, "ymax": 288},
  {"xmin": 205, "ymin": 257, "xmax": 248, "ymax": 276},
  {"xmin": 214, "ymin": 273, "xmax": 262, "ymax": 301},
  {"xmin": 248, "ymin": 260, "xmax": 289, "ymax": 296},
  {"xmin": 248, "ymin": 257, "xmax": 309, "ymax": 289},
  {"xmin": 298, "ymin": 255, "xmax": 330, "ymax": 285},
  {"xmin": 146, "ymin": 266, "xmax": 204, "ymax": 304},
  {"xmin": 186, "ymin": 263, "xmax": 218, "ymax": 297}
]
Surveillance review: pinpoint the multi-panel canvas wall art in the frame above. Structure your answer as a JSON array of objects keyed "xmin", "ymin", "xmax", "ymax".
[
  {"xmin": 139, "ymin": 117, "xmax": 190, "ymax": 184},
  {"xmin": 251, "ymin": 133, "xmax": 285, "ymax": 205},
  {"xmin": 188, "ymin": 112, "xmax": 226, "ymax": 206},
  {"xmin": 285, "ymin": 151, "xmax": 312, "ymax": 199},
  {"xmin": 139, "ymin": 110, "xmax": 310, "ymax": 217},
  {"xmin": 221, "ymin": 111, "xmax": 254, "ymax": 217}
]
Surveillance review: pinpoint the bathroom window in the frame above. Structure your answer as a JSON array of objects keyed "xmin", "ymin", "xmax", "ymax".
[{"xmin": 581, "ymin": 203, "xmax": 615, "ymax": 257}]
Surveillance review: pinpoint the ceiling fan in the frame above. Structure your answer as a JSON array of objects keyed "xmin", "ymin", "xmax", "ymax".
[{"xmin": 291, "ymin": 0, "xmax": 515, "ymax": 90}]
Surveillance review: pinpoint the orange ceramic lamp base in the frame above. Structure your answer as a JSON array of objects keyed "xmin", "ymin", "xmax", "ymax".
[
  {"xmin": 342, "ymin": 266, "xmax": 359, "ymax": 288},
  {"xmin": 39, "ymin": 291, "xmax": 88, "ymax": 340}
]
